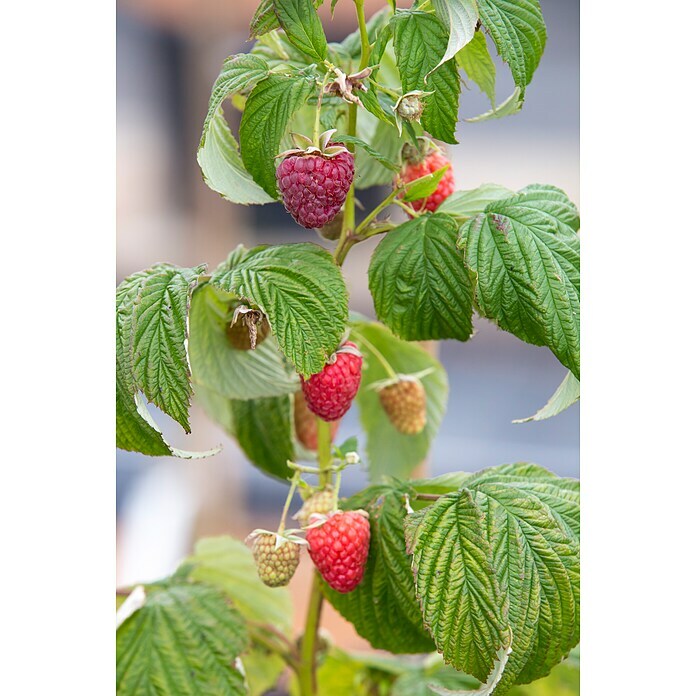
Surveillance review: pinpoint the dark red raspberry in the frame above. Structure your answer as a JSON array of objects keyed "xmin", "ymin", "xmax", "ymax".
[
  {"xmin": 397, "ymin": 143, "xmax": 455, "ymax": 215},
  {"xmin": 306, "ymin": 510, "xmax": 371, "ymax": 593},
  {"xmin": 300, "ymin": 342, "xmax": 363, "ymax": 421},
  {"xmin": 276, "ymin": 148, "xmax": 354, "ymax": 229}
]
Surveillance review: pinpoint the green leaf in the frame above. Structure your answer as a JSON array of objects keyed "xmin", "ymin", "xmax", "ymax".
[
  {"xmin": 477, "ymin": 0, "xmax": 546, "ymax": 93},
  {"xmin": 457, "ymin": 30, "xmax": 497, "ymax": 109},
  {"xmin": 392, "ymin": 10, "xmax": 461, "ymax": 144},
  {"xmin": 438, "ymin": 183, "xmax": 514, "ymax": 220},
  {"xmin": 116, "ymin": 581, "xmax": 248, "ymax": 695},
  {"xmin": 513, "ymin": 371, "xmax": 580, "ymax": 424},
  {"xmin": 186, "ymin": 536, "xmax": 293, "ymax": 633},
  {"xmin": 466, "ymin": 471, "xmax": 579, "ymax": 689},
  {"xmin": 130, "ymin": 265, "xmax": 205, "ymax": 433},
  {"xmin": 354, "ymin": 114, "xmax": 403, "ymax": 188},
  {"xmin": 402, "ymin": 165, "xmax": 450, "ymax": 202},
  {"xmin": 465, "ymin": 86, "xmax": 523, "ymax": 122},
  {"xmin": 189, "ymin": 284, "xmax": 299, "ymax": 400},
  {"xmin": 431, "ymin": 0, "xmax": 479, "ymax": 73},
  {"xmin": 230, "ymin": 396, "xmax": 295, "ymax": 480},
  {"xmin": 350, "ymin": 320, "xmax": 448, "ymax": 481},
  {"xmin": 273, "ymin": 0, "xmax": 328, "ymax": 62},
  {"xmin": 368, "ymin": 213, "xmax": 475, "ymax": 342},
  {"xmin": 341, "ymin": 7, "xmax": 392, "ymax": 58},
  {"xmin": 458, "ymin": 185, "xmax": 580, "ymax": 377},
  {"xmin": 322, "ymin": 484, "xmax": 436, "ymax": 654},
  {"xmin": 403, "ymin": 489, "xmax": 508, "ymax": 682},
  {"xmin": 240, "ymin": 73, "xmax": 317, "ymax": 198},
  {"xmin": 210, "ymin": 243, "xmax": 348, "ymax": 377},
  {"xmin": 250, "ymin": 0, "xmax": 279, "ymax": 38},
  {"xmin": 332, "ymin": 134, "xmax": 399, "ymax": 171}
]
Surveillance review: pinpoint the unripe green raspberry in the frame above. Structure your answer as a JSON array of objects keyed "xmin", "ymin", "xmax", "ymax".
[
  {"xmin": 294, "ymin": 488, "xmax": 335, "ymax": 528},
  {"xmin": 251, "ymin": 533, "xmax": 300, "ymax": 587}
]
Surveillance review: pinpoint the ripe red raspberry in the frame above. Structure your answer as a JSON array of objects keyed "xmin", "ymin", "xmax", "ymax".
[
  {"xmin": 378, "ymin": 377, "xmax": 427, "ymax": 435},
  {"xmin": 397, "ymin": 142, "xmax": 455, "ymax": 215},
  {"xmin": 306, "ymin": 510, "xmax": 371, "ymax": 593},
  {"xmin": 294, "ymin": 391, "xmax": 340, "ymax": 450},
  {"xmin": 300, "ymin": 342, "xmax": 363, "ymax": 421},
  {"xmin": 276, "ymin": 130, "xmax": 354, "ymax": 229},
  {"xmin": 250, "ymin": 532, "xmax": 301, "ymax": 588}
]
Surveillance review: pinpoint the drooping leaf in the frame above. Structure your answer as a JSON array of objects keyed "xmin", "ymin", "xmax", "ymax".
[
  {"xmin": 230, "ymin": 395, "xmax": 295, "ymax": 480},
  {"xmin": 273, "ymin": 0, "xmax": 328, "ymax": 62},
  {"xmin": 332, "ymin": 134, "xmax": 399, "ymax": 171},
  {"xmin": 210, "ymin": 243, "xmax": 348, "ymax": 377},
  {"xmin": 465, "ymin": 86, "xmax": 523, "ymax": 122},
  {"xmin": 403, "ymin": 489, "xmax": 508, "ymax": 682},
  {"xmin": 186, "ymin": 536, "xmax": 293, "ymax": 633},
  {"xmin": 350, "ymin": 320, "xmax": 448, "ymax": 481},
  {"xmin": 457, "ymin": 30, "xmax": 497, "ymax": 109},
  {"xmin": 392, "ymin": 10, "xmax": 461, "ymax": 144},
  {"xmin": 477, "ymin": 0, "xmax": 546, "ymax": 94},
  {"xmin": 322, "ymin": 484, "xmax": 436, "ymax": 654},
  {"xmin": 116, "ymin": 580, "xmax": 248, "ymax": 695},
  {"xmin": 431, "ymin": 0, "xmax": 479, "ymax": 73},
  {"xmin": 458, "ymin": 185, "xmax": 580, "ymax": 377},
  {"xmin": 513, "ymin": 371, "xmax": 580, "ymax": 423},
  {"xmin": 438, "ymin": 183, "xmax": 514, "ymax": 220},
  {"xmin": 401, "ymin": 166, "xmax": 450, "ymax": 202},
  {"xmin": 240, "ymin": 73, "xmax": 317, "ymax": 198},
  {"xmin": 368, "ymin": 213, "xmax": 475, "ymax": 341},
  {"xmin": 189, "ymin": 284, "xmax": 299, "ymax": 401},
  {"xmin": 130, "ymin": 265, "xmax": 206, "ymax": 433}
]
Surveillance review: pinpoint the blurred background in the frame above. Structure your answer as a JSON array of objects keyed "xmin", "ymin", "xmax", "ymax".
[{"xmin": 117, "ymin": 0, "xmax": 578, "ymax": 651}]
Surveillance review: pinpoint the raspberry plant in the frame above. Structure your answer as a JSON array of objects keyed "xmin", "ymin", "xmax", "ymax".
[{"xmin": 116, "ymin": 1, "xmax": 580, "ymax": 694}]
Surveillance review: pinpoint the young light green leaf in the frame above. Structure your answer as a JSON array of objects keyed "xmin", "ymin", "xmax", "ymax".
[
  {"xmin": 438, "ymin": 183, "xmax": 515, "ymax": 220},
  {"xmin": 230, "ymin": 396, "xmax": 295, "ymax": 480},
  {"xmin": 210, "ymin": 243, "xmax": 348, "ymax": 377},
  {"xmin": 478, "ymin": 0, "xmax": 546, "ymax": 93},
  {"xmin": 368, "ymin": 213, "xmax": 475, "ymax": 342},
  {"xmin": 273, "ymin": 0, "xmax": 328, "ymax": 62},
  {"xmin": 189, "ymin": 284, "xmax": 299, "ymax": 401},
  {"xmin": 354, "ymin": 111, "xmax": 402, "ymax": 188},
  {"xmin": 392, "ymin": 10, "xmax": 461, "ymax": 144},
  {"xmin": 351, "ymin": 320, "xmax": 448, "ymax": 481},
  {"xmin": 458, "ymin": 185, "xmax": 580, "ymax": 377},
  {"xmin": 240, "ymin": 73, "xmax": 317, "ymax": 198},
  {"xmin": 513, "ymin": 371, "xmax": 580, "ymax": 423},
  {"xmin": 430, "ymin": 0, "xmax": 479, "ymax": 74},
  {"xmin": 404, "ymin": 488, "xmax": 508, "ymax": 682},
  {"xmin": 322, "ymin": 484, "xmax": 436, "ymax": 654},
  {"xmin": 130, "ymin": 265, "xmax": 206, "ymax": 433},
  {"xmin": 116, "ymin": 581, "xmax": 248, "ymax": 695},
  {"xmin": 457, "ymin": 30, "xmax": 497, "ymax": 109},
  {"xmin": 186, "ymin": 536, "xmax": 293, "ymax": 633},
  {"xmin": 332, "ymin": 134, "xmax": 400, "ymax": 171},
  {"xmin": 465, "ymin": 86, "xmax": 523, "ymax": 122},
  {"xmin": 402, "ymin": 165, "xmax": 450, "ymax": 201}
]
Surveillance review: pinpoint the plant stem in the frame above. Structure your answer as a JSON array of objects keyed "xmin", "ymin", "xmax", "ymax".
[
  {"xmin": 316, "ymin": 418, "xmax": 333, "ymax": 488},
  {"xmin": 297, "ymin": 572, "xmax": 325, "ymax": 696},
  {"xmin": 355, "ymin": 332, "xmax": 398, "ymax": 379},
  {"xmin": 277, "ymin": 472, "xmax": 300, "ymax": 533}
]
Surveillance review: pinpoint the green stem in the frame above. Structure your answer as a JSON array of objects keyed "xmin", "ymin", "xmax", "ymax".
[
  {"xmin": 354, "ymin": 188, "xmax": 401, "ymax": 237},
  {"xmin": 277, "ymin": 472, "xmax": 300, "ymax": 533},
  {"xmin": 316, "ymin": 418, "xmax": 333, "ymax": 488},
  {"xmin": 297, "ymin": 572, "xmax": 325, "ymax": 696},
  {"xmin": 355, "ymin": 332, "xmax": 398, "ymax": 379}
]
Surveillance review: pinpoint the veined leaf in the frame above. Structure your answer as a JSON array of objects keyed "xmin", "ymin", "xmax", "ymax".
[
  {"xmin": 186, "ymin": 536, "xmax": 293, "ymax": 633},
  {"xmin": 478, "ymin": 0, "xmax": 546, "ymax": 93},
  {"xmin": 189, "ymin": 284, "xmax": 299, "ymax": 401},
  {"xmin": 273, "ymin": 0, "xmax": 328, "ymax": 62},
  {"xmin": 438, "ymin": 183, "xmax": 514, "ymax": 220},
  {"xmin": 368, "ymin": 213, "xmax": 475, "ymax": 341},
  {"xmin": 392, "ymin": 10, "xmax": 461, "ymax": 144},
  {"xmin": 457, "ymin": 30, "xmax": 497, "ymax": 109},
  {"xmin": 116, "ymin": 580, "xmax": 248, "ymax": 695},
  {"xmin": 513, "ymin": 371, "xmax": 580, "ymax": 423},
  {"xmin": 210, "ymin": 243, "xmax": 348, "ymax": 377},
  {"xmin": 404, "ymin": 489, "xmax": 508, "ymax": 682},
  {"xmin": 350, "ymin": 320, "xmax": 448, "ymax": 481},
  {"xmin": 402, "ymin": 166, "xmax": 450, "ymax": 202},
  {"xmin": 332, "ymin": 134, "xmax": 399, "ymax": 171},
  {"xmin": 458, "ymin": 185, "xmax": 580, "ymax": 377},
  {"xmin": 240, "ymin": 73, "xmax": 316, "ymax": 198},
  {"xmin": 130, "ymin": 265, "xmax": 205, "ymax": 433},
  {"xmin": 354, "ymin": 110, "xmax": 402, "ymax": 189},
  {"xmin": 431, "ymin": 0, "xmax": 479, "ymax": 73},
  {"xmin": 322, "ymin": 484, "xmax": 436, "ymax": 654}
]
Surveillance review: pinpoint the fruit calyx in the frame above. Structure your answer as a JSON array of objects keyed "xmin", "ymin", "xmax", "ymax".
[{"xmin": 277, "ymin": 129, "xmax": 349, "ymax": 160}]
